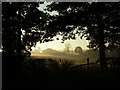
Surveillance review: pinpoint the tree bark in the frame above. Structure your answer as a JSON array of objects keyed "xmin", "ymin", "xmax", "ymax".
[
  {"xmin": 98, "ymin": 28, "xmax": 108, "ymax": 71},
  {"xmin": 96, "ymin": 4, "xmax": 108, "ymax": 71}
]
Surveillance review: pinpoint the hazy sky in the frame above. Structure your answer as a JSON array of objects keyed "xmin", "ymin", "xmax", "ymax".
[
  {"xmin": 32, "ymin": 2, "xmax": 89, "ymax": 52},
  {"xmin": 32, "ymin": 35, "xmax": 89, "ymax": 51}
]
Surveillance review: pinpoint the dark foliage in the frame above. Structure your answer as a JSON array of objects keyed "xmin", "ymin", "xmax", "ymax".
[
  {"xmin": 2, "ymin": 2, "xmax": 120, "ymax": 89},
  {"xmin": 46, "ymin": 2, "xmax": 120, "ymax": 70}
]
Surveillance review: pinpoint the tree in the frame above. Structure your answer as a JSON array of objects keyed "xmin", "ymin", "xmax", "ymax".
[
  {"xmin": 2, "ymin": 2, "xmax": 49, "ymax": 56},
  {"xmin": 64, "ymin": 43, "xmax": 71, "ymax": 54},
  {"xmin": 2, "ymin": 2, "xmax": 52, "ymax": 75},
  {"xmin": 46, "ymin": 2, "xmax": 120, "ymax": 71},
  {"xmin": 75, "ymin": 46, "xmax": 83, "ymax": 55}
]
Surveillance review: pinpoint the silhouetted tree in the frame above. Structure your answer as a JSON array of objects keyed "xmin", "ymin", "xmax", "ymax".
[
  {"xmin": 2, "ymin": 2, "xmax": 51, "ymax": 75},
  {"xmin": 46, "ymin": 2, "xmax": 120, "ymax": 71},
  {"xmin": 64, "ymin": 43, "xmax": 71, "ymax": 54},
  {"xmin": 75, "ymin": 46, "xmax": 83, "ymax": 55},
  {"xmin": 2, "ymin": 2, "xmax": 49, "ymax": 56}
]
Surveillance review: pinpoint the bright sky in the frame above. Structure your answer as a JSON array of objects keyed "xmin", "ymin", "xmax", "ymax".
[
  {"xmin": 31, "ymin": 2, "xmax": 89, "ymax": 52},
  {"xmin": 32, "ymin": 35, "xmax": 89, "ymax": 51}
]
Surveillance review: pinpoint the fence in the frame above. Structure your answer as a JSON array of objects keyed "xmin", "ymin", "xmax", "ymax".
[{"xmin": 72, "ymin": 57, "xmax": 120, "ymax": 71}]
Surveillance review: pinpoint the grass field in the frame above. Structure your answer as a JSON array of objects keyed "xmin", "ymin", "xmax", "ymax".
[
  {"xmin": 4, "ymin": 55, "xmax": 120, "ymax": 89},
  {"xmin": 30, "ymin": 54, "xmax": 97, "ymax": 65}
]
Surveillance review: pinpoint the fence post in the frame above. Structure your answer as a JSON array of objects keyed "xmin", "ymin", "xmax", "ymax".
[{"xmin": 87, "ymin": 58, "xmax": 89, "ymax": 70}]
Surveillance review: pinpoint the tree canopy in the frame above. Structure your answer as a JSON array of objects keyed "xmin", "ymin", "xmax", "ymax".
[
  {"xmin": 2, "ymin": 2, "xmax": 57, "ymax": 74},
  {"xmin": 64, "ymin": 43, "xmax": 71, "ymax": 54},
  {"xmin": 75, "ymin": 46, "xmax": 83, "ymax": 55},
  {"xmin": 46, "ymin": 2, "xmax": 120, "ymax": 50},
  {"xmin": 46, "ymin": 2, "xmax": 120, "ymax": 70},
  {"xmin": 2, "ymin": 2, "xmax": 120, "ymax": 71},
  {"xmin": 2, "ymin": 2, "xmax": 53, "ymax": 56}
]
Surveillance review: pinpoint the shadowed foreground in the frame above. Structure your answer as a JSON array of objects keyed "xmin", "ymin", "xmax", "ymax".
[{"xmin": 3, "ymin": 58, "xmax": 120, "ymax": 89}]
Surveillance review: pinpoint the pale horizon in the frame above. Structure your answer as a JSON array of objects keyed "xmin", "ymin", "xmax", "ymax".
[{"xmin": 31, "ymin": 35, "xmax": 89, "ymax": 53}]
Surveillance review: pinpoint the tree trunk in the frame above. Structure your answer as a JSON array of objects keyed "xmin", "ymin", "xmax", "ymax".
[
  {"xmin": 96, "ymin": 4, "xmax": 108, "ymax": 71},
  {"xmin": 98, "ymin": 29, "xmax": 108, "ymax": 71}
]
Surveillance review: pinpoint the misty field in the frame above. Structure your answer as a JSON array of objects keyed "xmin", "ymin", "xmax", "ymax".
[
  {"xmin": 22, "ymin": 54, "xmax": 120, "ymax": 74},
  {"xmin": 3, "ymin": 55, "xmax": 120, "ymax": 89},
  {"xmin": 4, "ymin": 56, "xmax": 119, "ymax": 89},
  {"xmin": 30, "ymin": 54, "xmax": 97, "ymax": 65}
]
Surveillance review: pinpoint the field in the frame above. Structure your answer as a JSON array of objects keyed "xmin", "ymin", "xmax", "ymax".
[
  {"xmin": 30, "ymin": 54, "xmax": 97, "ymax": 65},
  {"xmin": 4, "ymin": 55, "xmax": 120, "ymax": 89}
]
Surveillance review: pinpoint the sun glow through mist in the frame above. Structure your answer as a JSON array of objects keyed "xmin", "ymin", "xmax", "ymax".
[{"xmin": 32, "ymin": 35, "xmax": 89, "ymax": 53}]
